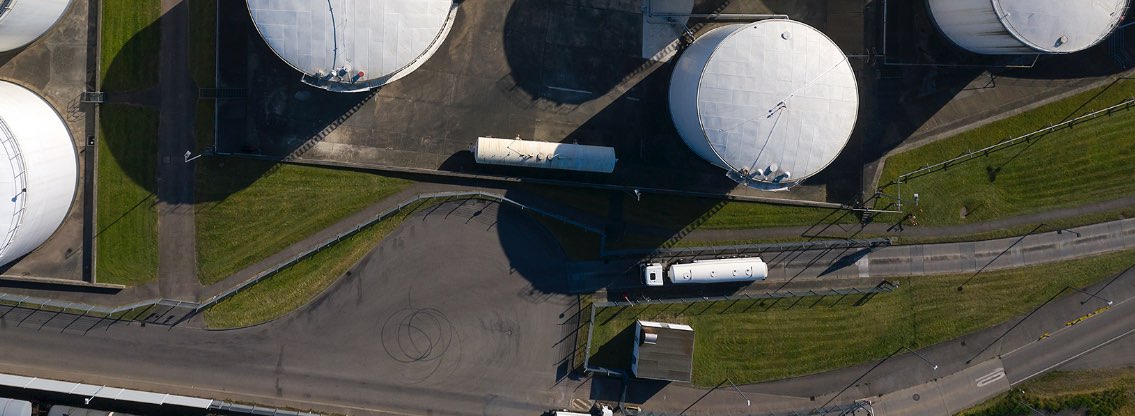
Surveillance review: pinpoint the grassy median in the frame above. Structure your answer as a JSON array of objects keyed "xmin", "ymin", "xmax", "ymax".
[
  {"xmin": 100, "ymin": 0, "xmax": 161, "ymax": 91},
  {"xmin": 96, "ymin": 105, "xmax": 159, "ymax": 285},
  {"xmin": 203, "ymin": 204, "xmax": 423, "ymax": 329},
  {"xmin": 586, "ymin": 250, "xmax": 1135, "ymax": 385},
  {"xmin": 524, "ymin": 185, "xmax": 849, "ymax": 230},
  {"xmin": 879, "ymin": 79, "xmax": 1135, "ymax": 226},
  {"xmin": 195, "ymin": 160, "xmax": 412, "ymax": 285}
]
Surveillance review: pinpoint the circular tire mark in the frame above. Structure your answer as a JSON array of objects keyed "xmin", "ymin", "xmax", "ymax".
[{"xmin": 381, "ymin": 308, "xmax": 456, "ymax": 364}]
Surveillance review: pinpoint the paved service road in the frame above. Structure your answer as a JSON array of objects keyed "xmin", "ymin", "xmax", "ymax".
[
  {"xmin": 0, "ymin": 200, "xmax": 577, "ymax": 415},
  {"xmin": 0, "ymin": 198, "xmax": 1133, "ymax": 415}
]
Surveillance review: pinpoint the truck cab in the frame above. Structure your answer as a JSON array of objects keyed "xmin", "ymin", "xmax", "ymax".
[{"xmin": 642, "ymin": 263, "xmax": 665, "ymax": 286}]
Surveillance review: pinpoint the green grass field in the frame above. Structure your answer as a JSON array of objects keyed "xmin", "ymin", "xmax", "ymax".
[
  {"xmin": 100, "ymin": 0, "xmax": 161, "ymax": 91},
  {"xmin": 879, "ymin": 79, "xmax": 1135, "ymax": 226},
  {"xmin": 96, "ymin": 105, "xmax": 159, "ymax": 285},
  {"xmin": 188, "ymin": 0, "xmax": 216, "ymax": 89},
  {"xmin": 203, "ymin": 204, "xmax": 423, "ymax": 329},
  {"xmin": 194, "ymin": 159, "xmax": 412, "ymax": 285},
  {"xmin": 963, "ymin": 368, "xmax": 1135, "ymax": 416},
  {"xmin": 587, "ymin": 250, "xmax": 1135, "ymax": 386}
]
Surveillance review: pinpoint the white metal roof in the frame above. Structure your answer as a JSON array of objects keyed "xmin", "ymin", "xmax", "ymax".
[
  {"xmin": 247, "ymin": 0, "xmax": 456, "ymax": 91},
  {"xmin": 0, "ymin": 373, "xmax": 214, "ymax": 409},
  {"xmin": 669, "ymin": 21, "xmax": 858, "ymax": 189},
  {"xmin": 996, "ymin": 0, "xmax": 1127, "ymax": 53},
  {"xmin": 0, "ymin": 0, "xmax": 72, "ymax": 52},
  {"xmin": 473, "ymin": 137, "xmax": 618, "ymax": 173},
  {"xmin": 0, "ymin": 81, "xmax": 77, "ymax": 266},
  {"xmin": 639, "ymin": 321, "xmax": 693, "ymax": 332},
  {"xmin": 927, "ymin": 0, "xmax": 1128, "ymax": 54},
  {"xmin": 0, "ymin": 398, "xmax": 31, "ymax": 416}
]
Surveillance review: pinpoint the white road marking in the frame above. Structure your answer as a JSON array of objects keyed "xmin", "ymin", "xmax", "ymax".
[
  {"xmin": 975, "ymin": 368, "xmax": 1005, "ymax": 388},
  {"xmin": 857, "ymin": 255, "xmax": 870, "ymax": 278}
]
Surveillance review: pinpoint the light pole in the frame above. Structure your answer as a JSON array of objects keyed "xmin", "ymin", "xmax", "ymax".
[
  {"xmin": 84, "ymin": 385, "xmax": 105, "ymax": 405},
  {"xmin": 1067, "ymin": 286, "xmax": 1112, "ymax": 305},
  {"xmin": 817, "ymin": 345, "xmax": 938, "ymax": 412},
  {"xmin": 726, "ymin": 379, "xmax": 751, "ymax": 406},
  {"xmin": 184, "ymin": 146, "xmax": 214, "ymax": 163},
  {"xmin": 901, "ymin": 345, "xmax": 938, "ymax": 370},
  {"xmin": 1042, "ymin": 223, "xmax": 1081, "ymax": 238},
  {"xmin": 1013, "ymin": 389, "xmax": 1045, "ymax": 415}
]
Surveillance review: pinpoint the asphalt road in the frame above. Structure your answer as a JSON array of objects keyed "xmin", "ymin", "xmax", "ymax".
[
  {"xmin": 0, "ymin": 199, "xmax": 1132, "ymax": 415},
  {"xmin": 0, "ymin": 200, "xmax": 578, "ymax": 416}
]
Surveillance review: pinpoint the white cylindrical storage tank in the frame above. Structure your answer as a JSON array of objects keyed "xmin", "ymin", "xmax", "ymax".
[
  {"xmin": 669, "ymin": 21, "xmax": 858, "ymax": 190},
  {"xmin": 247, "ymin": 0, "xmax": 458, "ymax": 92},
  {"xmin": 0, "ymin": 398, "xmax": 32, "ymax": 416},
  {"xmin": 0, "ymin": 81, "xmax": 78, "ymax": 266},
  {"xmin": 0, "ymin": 0, "xmax": 73, "ymax": 52},
  {"xmin": 927, "ymin": 0, "xmax": 1129, "ymax": 55}
]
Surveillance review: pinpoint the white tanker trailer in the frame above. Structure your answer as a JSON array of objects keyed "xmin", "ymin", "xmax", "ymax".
[{"xmin": 642, "ymin": 257, "xmax": 768, "ymax": 287}]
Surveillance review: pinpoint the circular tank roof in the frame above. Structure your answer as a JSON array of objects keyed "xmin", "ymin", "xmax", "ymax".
[
  {"xmin": 0, "ymin": 0, "xmax": 73, "ymax": 52},
  {"xmin": 247, "ymin": 0, "xmax": 456, "ymax": 91},
  {"xmin": 994, "ymin": 0, "xmax": 1127, "ymax": 53},
  {"xmin": 672, "ymin": 20, "xmax": 858, "ymax": 186},
  {"xmin": 0, "ymin": 81, "xmax": 78, "ymax": 266}
]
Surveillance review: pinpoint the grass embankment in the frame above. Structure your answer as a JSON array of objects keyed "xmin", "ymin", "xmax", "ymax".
[
  {"xmin": 586, "ymin": 250, "xmax": 1135, "ymax": 386},
  {"xmin": 527, "ymin": 185, "xmax": 845, "ymax": 230},
  {"xmin": 963, "ymin": 368, "xmax": 1135, "ymax": 416},
  {"xmin": 203, "ymin": 204, "xmax": 424, "ymax": 329},
  {"xmin": 522, "ymin": 185, "xmax": 851, "ymax": 253},
  {"xmin": 100, "ymin": 0, "xmax": 160, "ymax": 91},
  {"xmin": 195, "ymin": 159, "xmax": 412, "ymax": 285},
  {"xmin": 880, "ymin": 79, "xmax": 1135, "ymax": 226},
  {"xmin": 95, "ymin": 0, "xmax": 162, "ymax": 284},
  {"xmin": 96, "ymin": 105, "xmax": 159, "ymax": 285}
]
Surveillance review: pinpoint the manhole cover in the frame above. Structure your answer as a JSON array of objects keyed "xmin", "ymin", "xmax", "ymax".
[{"xmin": 912, "ymin": 393, "xmax": 921, "ymax": 401}]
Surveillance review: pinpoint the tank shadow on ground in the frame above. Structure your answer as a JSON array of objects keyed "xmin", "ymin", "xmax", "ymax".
[
  {"xmin": 502, "ymin": 0, "xmax": 645, "ymax": 106},
  {"xmin": 158, "ymin": 0, "xmax": 374, "ymax": 202},
  {"xmin": 869, "ymin": 1, "xmax": 1135, "ymax": 165},
  {"xmin": 99, "ymin": 4, "xmax": 283, "ymax": 203}
]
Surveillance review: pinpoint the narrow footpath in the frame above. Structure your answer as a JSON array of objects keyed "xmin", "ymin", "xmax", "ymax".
[{"xmin": 155, "ymin": 0, "xmax": 202, "ymax": 300}]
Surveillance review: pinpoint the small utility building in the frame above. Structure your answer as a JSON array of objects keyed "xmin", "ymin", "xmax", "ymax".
[{"xmin": 631, "ymin": 321, "xmax": 695, "ymax": 382}]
